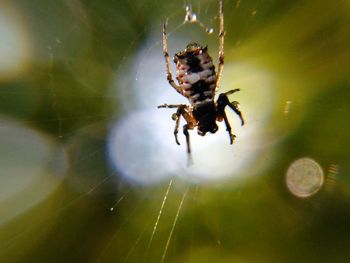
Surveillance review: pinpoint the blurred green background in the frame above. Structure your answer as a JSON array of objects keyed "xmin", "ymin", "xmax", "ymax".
[{"xmin": 1, "ymin": 0, "xmax": 350, "ymax": 262}]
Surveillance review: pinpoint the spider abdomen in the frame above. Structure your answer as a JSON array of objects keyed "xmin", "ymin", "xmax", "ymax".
[{"xmin": 174, "ymin": 44, "xmax": 217, "ymax": 107}]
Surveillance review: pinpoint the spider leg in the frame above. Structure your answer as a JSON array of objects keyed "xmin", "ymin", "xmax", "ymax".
[
  {"xmin": 163, "ymin": 22, "xmax": 183, "ymax": 95},
  {"xmin": 224, "ymin": 88, "xmax": 240, "ymax": 96},
  {"xmin": 174, "ymin": 115, "xmax": 181, "ymax": 145},
  {"xmin": 222, "ymin": 110, "xmax": 236, "ymax": 144},
  {"xmin": 158, "ymin": 104, "xmax": 195, "ymax": 150},
  {"xmin": 183, "ymin": 124, "xmax": 193, "ymax": 166},
  {"xmin": 173, "ymin": 105, "xmax": 189, "ymax": 145},
  {"xmin": 217, "ymin": 91, "xmax": 245, "ymax": 144},
  {"xmin": 222, "ymin": 89, "xmax": 245, "ymax": 125},
  {"xmin": 158, "ymin": 104, "xmax": 185, "ymax": 108},
  {"xmin": 228, "ymin": 101, "xmax": 245, "ymax": 126},
  {"xmin": 215, "ymin": 0, "xmax": 225, "ymax": 88},
  {"xmin": 158, "ymin": 104, "xmax": 184, "ymax": 144},
  {"xmin": 160, "ymin": 103, "xmax": 195, "ymax": 165}
]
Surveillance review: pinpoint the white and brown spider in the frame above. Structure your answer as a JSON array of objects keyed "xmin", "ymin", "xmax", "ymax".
[{"xmin": 158, "ymin": 0, "xmax": 245, "ymax": 163}]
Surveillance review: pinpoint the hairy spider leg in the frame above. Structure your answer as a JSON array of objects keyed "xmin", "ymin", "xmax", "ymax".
[
  {"xmin": 158, "ymin": 104, "xmax": 184, "ymax": 109},
  {"xmin": 216, "ymin": 89, "xmax": 245, "ymax": 144},
  {"xmin": 222, "ymin": 110, "xmax": 236, "ymax": 144},
  {"xmin": 162, "ymin": 22, "xmax": 183, "ymax": 96},
  {"xmin": 215, "ymin": 0, "xmax": 225, "ymax": 89},
  {"xmin": 228, "ymin": 101, "xmax": 245, "ymax": 126},
  {"xmin": 224, "ymin": 88, "xmax": 240, "ymax": 96},
  {"xmin": 158, "ymin": 104, "xmax": 195, "ymax": 165},
  {"xmin": 158, "ymin": 104, "xmax": 184, "ymax": 144},
  {"xmin": 223, "ymin": 89, "xmax": 245, "ymax": 126},
  {"xmin": 183, "ymin": 124, "xmax": 193, "ymax": 166},
  {"xmin": 222, "ymin": 89, "xmax": 245, "ymax": 126},
  {"xmin": 173, "ymin": 108, "xmax": 182, "ymax": 145}
]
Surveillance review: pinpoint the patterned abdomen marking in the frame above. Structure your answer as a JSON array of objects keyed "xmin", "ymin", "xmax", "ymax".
[{"xmin": 174, "ymin": 45, "xmax": 217, "ymax": 107}]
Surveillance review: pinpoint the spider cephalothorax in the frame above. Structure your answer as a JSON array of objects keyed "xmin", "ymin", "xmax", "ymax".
[{"xmin": 158, "ymin": 0, "xmax": 245, "ymax": 164}]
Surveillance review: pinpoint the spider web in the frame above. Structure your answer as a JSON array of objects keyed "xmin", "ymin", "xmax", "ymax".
[{"xmin": 1, "ymin": 0, "xmax": 350, "ymax": 262}]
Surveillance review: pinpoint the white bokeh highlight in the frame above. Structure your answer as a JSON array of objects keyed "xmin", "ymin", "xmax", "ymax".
[{"xmin": 0, "ymin": 3, "xmax": 32, "ymax": 80}]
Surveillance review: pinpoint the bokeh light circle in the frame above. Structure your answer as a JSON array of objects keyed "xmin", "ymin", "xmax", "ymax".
[
  {"xmin": 107, "ymin": 109, "xmax": 177, "ymax": 185},
  {"xmin": 286, "ymin": 157, "xmax": 324, "ymax": 198},
  {"xmin": 0, "ymin": 118, "xmax": 66, "ymax": 225}
]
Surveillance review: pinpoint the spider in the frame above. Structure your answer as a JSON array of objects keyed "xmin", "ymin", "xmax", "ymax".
[{"xmin": 158, "ymin": 0, "xmax": 245, "ymax": 164}]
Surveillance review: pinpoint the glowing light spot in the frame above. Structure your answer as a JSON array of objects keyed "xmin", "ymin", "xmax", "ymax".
[
  {"xmin": 185, "ymin": 5, "xmax": 197, "ymax": 23},
  {"xmin": 207, "ymin": 28, "xmax": 214, "ymax": 34},
  {"xmin": 186, "ymin": 13, "xmax": 197, "ymax": 23},
  {"xmin": 324, "ymin": 164, "xmax": 339, "ymax": 193},
  {"xmin": 284, "ymin": 100, "xmax": 292, "ymax": 115},
  {"xmin": 184, "ymin": 4, "xmax": 214, "ymax": 35},
  {"xmin": 107, "ymin": 110, "xmax": 176, "ymax": 185},
  {"xmin": 0, "ymin": 3, "xmax": 32, "ymax": 80},
  {"xmin": 286, "ymin": 158, "xmax": 324, "ymax": 198}
]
